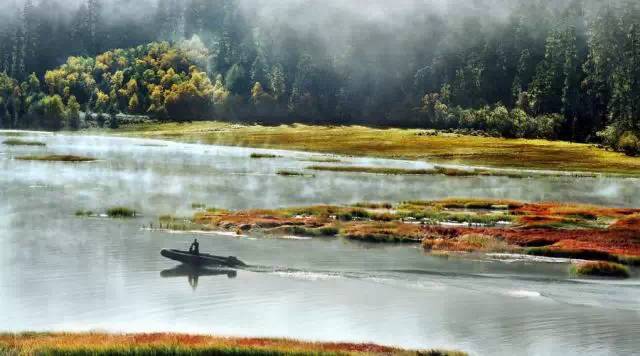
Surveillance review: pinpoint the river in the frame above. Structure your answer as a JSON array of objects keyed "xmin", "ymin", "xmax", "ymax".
[{"xmin": 1, "ymin": 131, "xmax": 639, "ymax": 355}]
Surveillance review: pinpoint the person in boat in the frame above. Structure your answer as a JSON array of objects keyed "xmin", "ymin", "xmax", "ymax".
[{"xmin": 189, "ymin": 238, "xmax": 200, "ymax": 255}]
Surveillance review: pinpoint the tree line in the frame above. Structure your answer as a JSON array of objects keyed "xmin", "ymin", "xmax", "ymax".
[{"xmin": 1, "ymin": 0, "xmax": 640, "ymax": 155}]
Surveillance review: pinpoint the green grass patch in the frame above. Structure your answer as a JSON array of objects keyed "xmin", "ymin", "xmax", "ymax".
[
  {"xmin": 191, "ymin": 203, "xmax": 206, "ymax": 209},
  {"xmin": 282, "ymin": 225, "xmax": 339, "ymax": 237},
  {"xmin": 300, "ymin": 157, "xmax": 342, "ymax": 163},
  {"xmin": 277, "ymin": 170, "xmax": 313, "ymax": 177},
  {"xmin": 75, "ymin": 210, "xmax": 94, "ymax": 217},
  {"xmin": 336, "ymin": 208, "xmax": 372, "ymax": 221},
  {"xmin": 351, "ymin": 202, "xmax": 393, "ymax": 209},
  {"xmin": 16, "ymin": 154, "xmax": 96, "ymax": 162},
  {"xmin": 250, "ymin": 153, "xmax": 280, "ymax": 159},
  {"xmin": 307, "ymin": 165, "xmax": 436, "ymax": 175},
  {"xmin": 3, "ymin": 139, "xmax": 46, "ymax": 146},
  {"xmin": 106, "ymin": 206, "xmax": 137, "ymax": 218},
  {"xmin": 570, "ymin": 261, "xmax": 630, "ymax": 278}
]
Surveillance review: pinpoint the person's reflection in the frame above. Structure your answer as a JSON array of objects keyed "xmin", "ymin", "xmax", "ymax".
[
  {"xmin": 188, "ymin": 273, "xmax": 199, "ymax": 290},
  {"xmin": 161, "ymin": 264, "xmax": 237, "ymax": 290}
]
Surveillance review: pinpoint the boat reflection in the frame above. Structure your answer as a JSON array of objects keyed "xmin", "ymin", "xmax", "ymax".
[{"xmin": 160, "ymin": 264, "xmax": 237, "ymax": 290}]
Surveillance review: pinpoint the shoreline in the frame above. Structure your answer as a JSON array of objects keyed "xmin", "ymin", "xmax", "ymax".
[{"xmin": 0, "ymin": 332, "xmax": 465, "ymax": 355}]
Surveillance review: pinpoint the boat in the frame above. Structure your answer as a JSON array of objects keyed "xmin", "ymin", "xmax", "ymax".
[{"xmin": 160, "ymin": 249, "xmax": 247, "ymax": 267}]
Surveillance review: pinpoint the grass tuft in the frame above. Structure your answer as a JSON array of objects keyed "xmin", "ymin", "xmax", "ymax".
[
  {"xmin": 16, "ymin": 154, "xmax": 95, "ymax": 162},
  {"xmin": 106, "ymin": 206, "xmax": 137, "ymax": 218},
  {"xmin": 75, "ymin": 210, "xmax": 94, "ymax": 217},
  {"xmin": 3, "ymin": 139, "xmax": 46, "ymax": 146},
  {"xmin": 570, "ymin": 261, "xmax": 630, "ymax": 278},
  {"xmin": 250, "ymin": 153, "xmax": 280, "ymax": 159},
  {"xmin": 277, "ymin": 170, "xmax": 313, "ymax": 177}
]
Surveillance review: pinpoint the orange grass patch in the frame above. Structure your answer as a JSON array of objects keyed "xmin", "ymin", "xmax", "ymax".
[
  {"xmin": 0, "ymin": 332, "xmax": 463, "ymax": 355},
  {"xmin": 181, "ymin": 199, "xmax": 640, "ymax": 259}
]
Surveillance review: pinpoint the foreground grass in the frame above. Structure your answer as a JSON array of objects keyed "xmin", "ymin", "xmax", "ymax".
[
  {"xmin": 0, "ymin": 332, "xmax": 464, "ymax": 356},
  {"xmin": 113, "ymin": 122, "xmax": 640, "ymax": 175},
  {"xmin": 16, "ymin": 154, "xmax": 95, "ymax": 162},
  {"xmin": 3, "ymin": 139, "xmax": 46, "ymax": 146}
]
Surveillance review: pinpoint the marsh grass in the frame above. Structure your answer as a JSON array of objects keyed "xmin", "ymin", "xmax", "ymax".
[
  {"xmin": 3, "ymin": 139, "xmax": 46, "ymax": 146},
  {"xmin": 250, "ymin": 153, "xmax": 280, "ymax": 159},
  {"xmin": 307, "ymin": 165, "xmax": 436, "ymax": 175},
  {"xmin": 179, "ymin": 198, "xmax": 640, "ymax": 261},
  {"xmin": 107, "ymin": 207, "xmax": 137, "ymax": 218},
  {"xmin": 16, "ymin": 154, "xmax": 96, "ymax": 162},
  {"xmin": 570, "ymin": 261, "xmax": 630, "ymax": 278},
  {"xmin": 116, "ymin": 121, "xmax": 640, "ymax": 175},
  {"xmin": 306, "ymin": 165, "xmax": 560, "ymax": 178},
  {"xmin": 282, "ymin": 225, "xmax": 339, "ymax": 237},
  {"xmin": 300, "ymin": 157, "xmax": 342, "ymax": 163},
  {"xmin": 277, "ymin": 170, "xmax": 313, "ymax": 177},
  {"xmin": 75, "ymin": 210, "xmax": 94, "ymax": 217}
]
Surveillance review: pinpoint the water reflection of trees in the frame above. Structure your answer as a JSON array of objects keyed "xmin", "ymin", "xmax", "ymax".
[{"xmin": 160, "ymin": 265, "xmax": 237, "ymax": 290}]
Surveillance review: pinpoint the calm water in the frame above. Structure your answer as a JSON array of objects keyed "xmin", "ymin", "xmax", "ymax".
[{"xmin": 1, "ymin": 131, "xmax": 639, "ymax": 356}]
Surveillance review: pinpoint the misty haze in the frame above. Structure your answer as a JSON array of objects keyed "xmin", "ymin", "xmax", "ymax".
[{"xmin": 1, "ymin": 1, "xmax": 640, "ymax": 356}]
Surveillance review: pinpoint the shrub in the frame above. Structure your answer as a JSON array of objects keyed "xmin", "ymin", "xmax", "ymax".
[{"xmin": 617, "ymin": 131, "xmax": 640, "ymax": 156}]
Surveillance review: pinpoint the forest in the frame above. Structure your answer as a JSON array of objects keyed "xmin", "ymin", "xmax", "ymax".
[{"xmin": 1, "ymin": 0, "xmax": 640, "ymax": 155}]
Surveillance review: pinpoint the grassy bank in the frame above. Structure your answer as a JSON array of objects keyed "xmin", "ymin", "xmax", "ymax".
[
  {"xmin": 0, "ymin": 332, "xmax": 464, "ymax": 356},
  {"xmin": 113, "ymin": 122, "xmax": 640, "ymax": 175},
  {"xmin": 178, "ymin": 199, "xmax": 640, "ymax": 268}
]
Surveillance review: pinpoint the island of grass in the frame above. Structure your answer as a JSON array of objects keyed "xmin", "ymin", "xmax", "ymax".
[
  {"xmin": 570, "ymin": 261, "xmax": 630, "ymax": 278},
  {"xmin": 277, "ymin": 170, "xmax": 313, "ymax": 177},
  {"xmin": 113, "ymin": 121, "xmax": 640, "ymax": 176},
  {"xmin": 16, "ymin": 154, "xmax": 96, "ymax": 162},
  {"xmin": 2, "ymin": 139, "xmax": 46, "ymax": 146},
  {"xmin": 306, "ymin": 165, "xmax": 587, "ymax": 178},
  {"xmin": 162, "ymin": 199, "xmax": 640, "ymax": 273},
  {"xmin": 0, "ymin": 332, "xmax": 465, "ymax": 356},
  {"xmin": 76, "ymin": 207, "xmax": 138, "ymax": 218},
  {"xmin": 250, "ymin": 152, "xmax": 281, "ymax": 159},
  {"xmin": 107, "ymin": 206, "xmax": 138, "ymax": 218}
]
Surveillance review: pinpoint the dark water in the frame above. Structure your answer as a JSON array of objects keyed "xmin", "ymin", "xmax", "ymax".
[{"xmin": 1, "ymin": 131, "xmax": 639, "ymax": 356}]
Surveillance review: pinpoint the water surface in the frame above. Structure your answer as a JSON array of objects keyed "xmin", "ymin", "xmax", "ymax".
[{"xmin": 1, "ymin": 132, "xmax": 639, "ymax": 356}]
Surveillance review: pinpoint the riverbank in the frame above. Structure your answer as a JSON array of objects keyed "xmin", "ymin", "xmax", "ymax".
[
  {"xmin": 112, "ymin": 121, "xmax": 640, "ymax": 175},
  {"xmin": 158, "ymin": 199, "xmax": 640, "ymax": 270},
  {"xmin": 0, "ymin": 332, "xmax": 464, "ymax": 355}
]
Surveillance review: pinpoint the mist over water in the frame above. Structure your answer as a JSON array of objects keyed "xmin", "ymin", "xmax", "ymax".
[{"xmin": 1, "ymin": 131, "xmax": 640, "ymax": 355}]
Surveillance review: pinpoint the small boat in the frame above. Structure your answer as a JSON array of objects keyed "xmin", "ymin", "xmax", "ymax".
[{"xmin": 160, "ymin": 249, "xmax": 247, "ymax": 267}]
